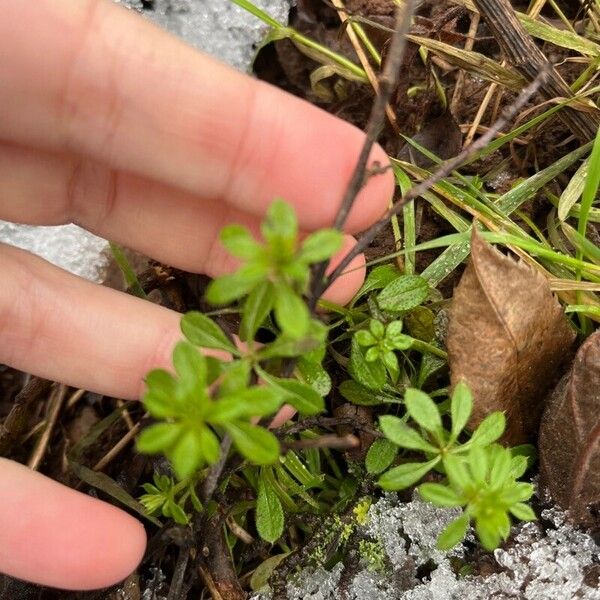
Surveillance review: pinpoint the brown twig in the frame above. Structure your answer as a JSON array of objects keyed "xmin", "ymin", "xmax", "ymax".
[
  {"xmin": 320, "ymin": 67, "xmax": 549, "ymax": 295},
  {"xmin": 199, "ymin": 436, "xmax": 232, "ymax": 505},
  {"xmin": 28, "ymin": 383, "xmax": 67, "ymax": 471},
  {"xmin": 282, "ymin": 433, "xmax": 360, "ymax": 451},
  {"xmin": 0, "ymin": 377, "xmax": 51, "ymax": 456},
  {"xmin": 309, "ymin": 1, "xmax": 417, "ymax": 308},
  {"xmin": 92, "ymin": 419, "xmax": 142, "ymax": 471},
  {"xmin": 167, "ymin": 546, "xmax": 190, "ymax": 600}
]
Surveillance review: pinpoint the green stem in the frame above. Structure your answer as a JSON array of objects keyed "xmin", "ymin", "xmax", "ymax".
[
  {"xmin": 231, "ymin": 0, "xmax": 368, "ymax": 82},
  {"xmin": 109, "ymin": 242, "xmax": 147, "ymax": 299},
  {"xmin": 410, "ymin": 339, "xmax": 448, "ymax": 360}
]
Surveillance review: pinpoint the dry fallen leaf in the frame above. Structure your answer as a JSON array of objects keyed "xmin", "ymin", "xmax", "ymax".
[
  {"xmin": 447, "ymin": 230, "xmax": 575, "ymax": 444},
  {"xmin": 539, "ymin": 330, "xmax": 600, "ymax": 526}
]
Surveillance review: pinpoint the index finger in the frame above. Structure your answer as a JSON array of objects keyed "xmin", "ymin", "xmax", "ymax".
[{"xmin": 0, "ymin": 0, "xmax": 393, "ymax": 233}]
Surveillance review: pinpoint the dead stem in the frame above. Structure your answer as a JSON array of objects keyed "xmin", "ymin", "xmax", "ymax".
[
  {"xmin": 92, "ymin": 419, "xmax": 143, "ymax": 472},
  {"xmin": 28, "ymin": 383, "xmax": 67, "ymax": 471}
]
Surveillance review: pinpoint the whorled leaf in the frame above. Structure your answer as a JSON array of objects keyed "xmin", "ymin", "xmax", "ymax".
[
  {"xmin": 539, "ymin": 330, "xmax": 600, "ymax": 526},
  {"xmin": 447, "ymin": 231, "xmax": 575, "ymax": 444}
]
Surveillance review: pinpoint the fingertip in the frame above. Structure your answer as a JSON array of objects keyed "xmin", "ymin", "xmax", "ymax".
[
  {"xmin": 322, "ymin": 234, "xmax": 366, "ymax": 306},
  {"xmin": 345, "ymin": 142, "xmax": 395, "ymax": 234},
  {"xmin": 0, "ymin": 458, "xmax": 147, "ymax": 590}
]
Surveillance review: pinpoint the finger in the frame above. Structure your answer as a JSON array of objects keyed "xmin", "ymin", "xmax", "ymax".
[
  {"xmin": 0, "ymin": 458, "xmax": 145, "ymax": 590},
  {"xmin": 0, "ymin": 242, "xmax": 364, "ymax": 400},
  {"xmin": 0, "ymin": 143, "xmax": 365, "ymax": 293},
  {"xmin": 0, "ymin": 0, "xmax": 393, "ymax": 233}
]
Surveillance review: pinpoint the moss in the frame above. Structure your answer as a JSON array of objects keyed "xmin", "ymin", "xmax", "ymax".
[{"xmin": 358, "ymin": 539, "xmax": 387, "ymax": 573}]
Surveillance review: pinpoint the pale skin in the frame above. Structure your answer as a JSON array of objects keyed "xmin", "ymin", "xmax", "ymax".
[{"xmin": 0, "ymin": 0, "xmax": 394, "ymax": 591}]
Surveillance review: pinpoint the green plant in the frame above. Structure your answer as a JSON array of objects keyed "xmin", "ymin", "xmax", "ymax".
[
  {"xmin": 420, "ymin": 444, "xmax": 535, "ymax": 551},
  {"xmin": 139, "ymin": 473, "xmax": 202, "ymax": 525},
  {"xmin": 374, "ymin": 381, "xmax": 536, "ymax": 549},
  {"xmin": 136, "ymin": 200, "xmax": 343, "ymax": 539}
]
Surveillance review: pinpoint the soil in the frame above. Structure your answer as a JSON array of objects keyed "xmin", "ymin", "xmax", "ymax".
[{"xmin": 0, "ymin": 0, "xmax": 598, "ymax": 598}]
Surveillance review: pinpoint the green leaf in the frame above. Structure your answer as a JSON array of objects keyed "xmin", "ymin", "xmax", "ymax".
[
  {"xmin": 297, "ymin": 358, "xmax": 332, "ymax": 396},
  {"xmin": 475, "ymin": 517, "xmax": 502, "ymax": 551},
  {"xmin": 218, "ymin": 359, "xmax": 251, "ymax": 396},
  {"xmin": 262, "ymin": 199, "xmax": 298, "ymax": 243},
  {"xmin": 199, "ymin": 427, "xmax": 221, "ymax": 464},
  {"xmin": 220, "ymin": 224, "xmax": 262, "ymax": 259},
  {"xmin": 468, "ymin": 446, "xmax": 488, "ymax": 483},
  {"xmin": 181, "ymin": 311, "xmax": 238, "ymax": 353},
  {"xmin": 205, "ymin": 264, "xmax": 266, "ymax": 305},
  {"xmin": 208, "ymin": 388, "xmax": 284, "ymax": 423},
  {"xmin": 365, "ymin": 438, "xmax": 398, "ymax": 475},
  {"xmin": 509, "ymin": 455, "xmax": 529, "ymax": 479},
  {"xmin": 136, "ymin": 423, "xmax": 181, "ymax": 454},
  {"xmin": 405, "ymin": 388, "xmax": 442, "ymax": 433},
  {"xmin": 240, "ymin": 280, "xmax": 275, "ymax": 342},
  {"xmin": 443, "ymin": 454, "xmax": 472, "ymax": 491},
  {"xmin": 386, "ymin": 321, "xmax": 413, "ymax": 350},
  {"xmin": 419, "ymin": 483, "xmax": 464, "ymax": 507},
  {"xmin": 70, "ymin": 462, "xmax": 162, "ymax": 527},
  {"xmin": 379, "ymin": 415, "xmax": 438, "ymax": 452},
  {"xmin": 256, "ymin": 472, "xmax": 285, "ymax": 543},
  {"xmin": 365, "ymin": 347, "xmax": 380, "ymax": 362},
  {"xmin": 437, "ymin": 514, "xmax": 470, "ymax": 550},
  {"xmin": 354, "ymin": 264, "xmax": 400, "ymax": 300},
  {"xmin": 250, "ymin": 554, "xmax": 290, "ymax": 592},
  {"xmin": 349, "ymin": 337, "xmax": 386, "ymax": 391},
  {"xmin": 369, "ymin": 319, "xmax": 385, "ymax": 339},
  {"xmin": 299, "ymin": 229, "xmax": 343, "ymax": 263},
  {"xmin": 489, "ymin": 446, "xmax": 512, "ymax": 485},
  {"xmin": 270, "ymin": 378, "xmax": 324, "ymax": 415},
  {"xmin": 377, "ymin": 275, "xmax": 429, "ymax": 313},
  {"xmin": 339, "ymin": 380, "xmax": 399, "ymax": 406},
  {"xmin": 143, "ymin": 370, "xmax": 177, "ymax": 418},
  {"xmin": 382, "ymin": 351, "xmax": 400, "ymax": 383},
  {"xmin": 509, "ymin": 502, "xmax": 536, "ymax": 521},
  {"xmin": 450, "ymin": 381, "xmax": 472, "ymax": 440},
  {"xmin": 172, "ymin": 341, "xmax": 206, "ymax": 397},
  {"xmin": 469, "ymin": 412, "xmax": 505, "ymax": 446},
  {"xmin": 355, "ymin": 330, "xmax": 377, "ymax": 346},
  {"xmin": 378, "ymin": 458, "xmax": 439, "ymax": 491},
  {"xmin": 170, "ymin": 429, "xmax": 203, "ymax": 480},
  {"xmin": 274, "ymin": 284, "xmax": 309, "ymax": 338},
  {"xmin": 500, "ymin": 482, "xmax": 534, "ymax": 504},
  {"xmin": 166, "ymin": 500, "xmax": 189, "ymax": 525},
  {"xmin": 226, "ymin": 422, "xmax": 280, "ymax": 464}
]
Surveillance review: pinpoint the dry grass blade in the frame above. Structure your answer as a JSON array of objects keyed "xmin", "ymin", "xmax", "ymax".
[{"xmin": 408, "ymin": 35, "xmax": 526, "ymax": 89}]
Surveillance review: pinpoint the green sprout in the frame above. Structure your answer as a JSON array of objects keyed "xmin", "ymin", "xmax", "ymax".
[
  {"xmin": 354, "ymin": 318, "xmax": 414, "ymax": 383},
  {"xmin": 375, "ymin": 381, "xmax": 536, "ymax": 550},
  {"xmin": 139, "ymin": 473, "xmax": 202, "ymax": 525},
  {"xmin": 206, "ymin": 199, "xmax": 343, "ymax": 339}
]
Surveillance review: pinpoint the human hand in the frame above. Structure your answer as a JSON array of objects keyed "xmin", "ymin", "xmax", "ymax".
[{"xmin": 0, "ymin": 0, "xmax": 393, "ymax": 590}]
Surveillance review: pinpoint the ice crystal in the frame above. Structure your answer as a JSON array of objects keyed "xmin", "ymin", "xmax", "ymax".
[{"xmin": 251, "ymin": 496, "xmax": 600, "ymax": 600}]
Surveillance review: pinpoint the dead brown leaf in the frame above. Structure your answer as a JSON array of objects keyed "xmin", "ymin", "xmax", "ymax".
[
  {"xmin": 539, "ymin": 330, "xmax": 600, "ymax": 526},
  {"xmin": 447, "ymin": 230, "xmax": 575, "ymax": 444}
]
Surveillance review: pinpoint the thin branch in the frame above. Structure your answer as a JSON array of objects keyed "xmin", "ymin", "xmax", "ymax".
[
  {"xmin": 309, "ymin": 0, "xmax": 417, "ymax": 308},
  {"xmin": 320, "ymin": 67, "xmax": 549, "ymax": 294},
  {"xmin": 199, "ymin": 436, "xmax": 232, "ymax": 505},
  {"xmin": 282, "ymin": 433, "xmax": 360, "ymax": 451}
]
